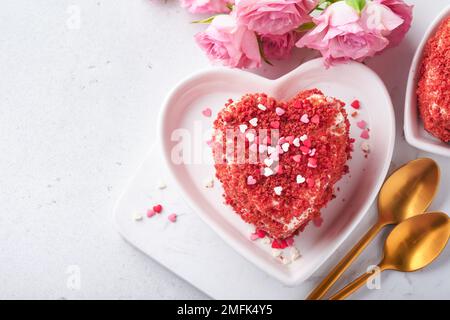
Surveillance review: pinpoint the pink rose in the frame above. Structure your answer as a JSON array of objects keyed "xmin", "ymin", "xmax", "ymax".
[
  {"xmin": 374, "ymin": 0, "xmax": 413, "ymax": 47},
  {"xmin": 195, "ymin": 15, "xmax": 261, "ymax": 69},
  {"xmin": 235, "ymin": 0, "xmax": 319, "ymax": 35},
  {"xmin": 180, "ymin": 0, "xmax": 233, "ymax": 14},
  {"xmin": 261, "ymin": 32, "xmax": 296, "ymax": 60},
  {"xmin": 296, "ymin": 1, "xmax": 403, "ymax": 66}
]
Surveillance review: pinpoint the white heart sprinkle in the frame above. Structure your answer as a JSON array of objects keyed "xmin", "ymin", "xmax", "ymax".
[
  {"xmin": 290, "ymin": 247, "xmax": 301, "ymax": 261},
  {"xmin": 264, "ymin": 158, "xmax": 274, "ymax": 167},
  {"xmin": 239, "ymin": 124, "xmax": 247, "ymax": 133},
  {"xmin": 257, "ymin": 104, "xmax": 267, "ymax": 111},
  {"xmin": 296, "ymin": 175, "xmax": 306, "ymax": 184},
  {"xmin": 293, "ymin": 138, "xmax": 300, "ymax": 147},
  {"xmin": 157, "ymin": 180, "xmax": 167, "ymax": 189},
  {"xmin": 281, "ymin": 143, "xmax": 290, "ymax": 152},
  {"xmin": 309, "ymin": 148, "xmax": 316, "ymax": 156},
  {"xmin": 263, "ymin": 167, "xmax": 274, "ymax": 177},
  {"xmin": 249, "ymin": 118, "xmax": 258, "ymax": 127},
  {"xmin": 267, "ymin": 146, "xmax": 276, "ymax": 155},
  {"xmin": 274, "ymin": 186, "xmax": 283, "ymax": 195},
  {"xmin": 246, "ymin": 132, "xmax": 255, "ymax": 142},
  {"xmin": 132, "ymin": 213, "xmax": 143, "ymax": 221},
  {"xmin": 258, "ymin": 145, "xmax": 267, "ymax": 153},
  {"xmin": 300, "ymin": 114, "xmax": 310, "ymax": 123},
  {"xmin": 275, "ymin": 107, "xmax": 285, "ymax": 116},
  {"xmin": 300, "ymin": 134, "xmax": 308, "ymax": 142}
]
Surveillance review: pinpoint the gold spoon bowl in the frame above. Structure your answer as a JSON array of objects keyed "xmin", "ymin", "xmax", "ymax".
[{"xmin": 330, "ymin": 212, "xmax": 450, "ymax": 300}]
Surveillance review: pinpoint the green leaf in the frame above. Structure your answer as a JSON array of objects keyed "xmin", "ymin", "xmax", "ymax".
[
  {"xmin": 295, "ymin": 22, "xmax": 316, "ymax": 32},
  {"xmin": 191, "ymin": 15, "xmax": 216, "ymax": 24},
  {"xmin": 345, "ymin": 0, "xmax": 366, "ymax": 13}
]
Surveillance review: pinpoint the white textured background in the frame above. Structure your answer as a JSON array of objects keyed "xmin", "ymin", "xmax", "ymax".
[{"xmin": 0, "ymin": 0, "xmax": 448, "ymax": 299}]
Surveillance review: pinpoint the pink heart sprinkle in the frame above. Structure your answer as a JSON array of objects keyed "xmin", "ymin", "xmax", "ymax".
[
  {"xmin": 292, "ymin": 155, "xmax": 302, "ymax": 162},
  {"xmin": 256, "ymin": 230, "xmax": 266, "ymax": 238},
  {"xmin": 147, "ymin": 209, "xmax": 156, "ymax": 218},
  {"xmin": 308, "ymin": 157, "xmax": 318, "ymax": 168},
  {"xmin": 168, "ymin": 213, "xmax": 177, "ymax": 223},
  {"xmin": 357, "ymin": 120, "xmax": 367, "ymax": 129},
  {"xmin": 247, "ymin": 176, "xmax": 257, "ymax": 185},
  {"xmin": 275, "ymin": 107, "xmax": 285, "ymax": 116},
  {"xmin": 303, "ymin": 139, "xmax": 312, "ymax": 148},
  {"xmin": 300, "ymin": 114, "xmax": 309, "ymax": 123},
  {"xmin": 202, "ymin": 108, "xmax": 212, "ymax": 117},
  {"xmin": 360, "ymin": 130, "xmax": 370, "ymax": 139},
  {"xmin": 270, "ymin": 121, "xmax": 280, "ymax": 129},
  {"xmin": 249, "ymin": 144, "xmax": 258, "ymax": 152},
  {"xmin": 250, "ymin": 233, "xmax": 259, "ymax": 241},
  {"xmin": 311, "ymin": 115, "xmax": 320, "ymax": 124},
  {"xmin": 275, "ymin": 165, "xmax": 283, "ymax": 174},
  {"xmin": 286, "ymin": 136, "xmax": 295, "ymax": 144},
  {"xmin": 278, "ymin": 137, "xmax": 287, "ymax": 145}
]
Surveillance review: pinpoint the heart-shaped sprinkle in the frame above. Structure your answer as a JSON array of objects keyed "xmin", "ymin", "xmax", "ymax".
[
  {"xmin": 357, "ymin": 120, "xmax": 367, "ymax": 129},
  {"xmin": 263, "ymin": 167, "xmax": 274, "ymax": 177},
  {"xmin": 258, "ymin": 144, "xmax": 267, "ymax": 153},
  {"xmin": 257, "ymin": 104, "xmax": 267, "ymax": 111},
  {"xmin": 264, "ymin": 158, "xmax": 274, "ymax": 167},
  {"xmin": 309, "ymin": 148, "xmax": 316, "ymax": 156},
  {"xmin": 256, "ymin": 229, "xmax": 266, "ymax": 238},
  {"xmin": 286, "ymin": 136, "xmax": 295, "ymax": 144},
  {"xmin": 275, "ymin": 107, "xmax": 285, "ymax": 116},
  {"xmin": 270, "ymin": 121, "xmax": 280, "ymax": 129},
  {"xmin": 263, "ymin": 136, "xmax": 271, "ymax": 145},
  {"xmin": 361, "ymin": 141, "xmax": 370, "ymax": 152},
  {"xmin": 249, "ymin": 118, "xmax": 258, "ymax": 127},
  {"xmin": 281, "ymin": 143, "xmax": 290, "ymax": 152},
  {"xmin": 311, "ymin": 115, "xmax": 320, "ymax": 124},
  {"xmin": 274, "ymin": 186, "xmax": 283, "ymax": 196},
  {"xmin": 300, "ymin": 134, "xmax": 308, "ymax": 142},
  {"xmin": 293, "ymin": 137, "xmax": 300, "ymax": 147},
  {"xmin": 276, "ymin": 145, "xmax": 284, "ymax": 155},
  {"xmin": 275, "ymin": 165, "xmax": 283, "ymax": 174},
  {"xmin": 278, "ymin": 137, "xmax": 286, "ymax": 145},
  {"xmin": 300, "ymin": 146, "xmax": 310, "ymax": 155},
  {"xmin": 300, "ymin": 114, "xmax": 309, "ymax": 123},
  {"xmin": 351, "ymin": 99, "xmax": 360, "ymax": 109},
  {"xmin": 168, "ymin": 213, "xmax": 177, "ymax": 223},
  {"xmin": 133, "ymin": 213, "xmax": 143, "ymax": 221},
  {"xmin": 147, "ymin": 209, "xmax": 156, "ymax": 218},
  {"xmin": 250, "ymin": 233, "xmax": 259, "ymax": 241},
  {"xmin": 247, "ymin": 175, "xmax": 257, "ymax": 185},
  {"xmin": 246, "ymin": 132, "xmax": 255, "ymax": 142},
  {"xmin": 290, "ymin": 247, "xmax": 301, "ymax": 260},
  {"xmin": 153, "ymin": 204, "xmax": 163, "ymax": 213},
  {"xmin": 308, "ymin": 158, "xmax": 318, "ymax": 168},
  {"xmin": 303, "ymin": 138, "xmax": 312, "ymax": 147},
  {"xmin": 360, "ymin": 130, "xmax": 370, "ymax": 139},
  {"xmin": 296, "ymin": 175, "xmax": 306, "ymax": 184},
  {"xmin": 292, "ymin": 155, "xmax": 302, "ymax": 162},
  {"xmin": 249, "ymin": 143, "xmax": 258, "ymax": 152},
  {"xmin": 202, "ymin": 108, "xmax": 212, "ymax": 117},
  {"xmin": 239, "ymin": 124, "xmax": 247, "ymax": 133}
]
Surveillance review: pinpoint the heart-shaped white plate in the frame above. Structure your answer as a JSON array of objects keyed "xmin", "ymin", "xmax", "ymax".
[{"xmin": 158, "ymin": 58, "xmax": 395, "ymax": 285}]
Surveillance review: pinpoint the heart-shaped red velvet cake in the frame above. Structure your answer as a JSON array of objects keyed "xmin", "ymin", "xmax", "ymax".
[{"xmin": 212, "ymin": 89, "xmax": 352, "ymax": 240}]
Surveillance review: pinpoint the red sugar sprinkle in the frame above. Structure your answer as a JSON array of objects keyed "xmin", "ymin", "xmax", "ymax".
[
  {"xmin": 272, "ymin": 239, "xmax": 288, "ymax": 249},
  {"xmin": 153, "ymin": 204, "xmax": 163, "ymax": 213},
  {"xmin": 351, "ymin": 100, "xmax": 360, "ymax": 109},
  {"xmin": 300, "ymin": 146, "xmax": 310, "ymax": 154},
  {"xmin": 285, "ymin": 237, "xmax": 295, "ymax": 246},
  {"xmin": 256, "ymin": 229, "xmax": 266, "ymax": 238}
]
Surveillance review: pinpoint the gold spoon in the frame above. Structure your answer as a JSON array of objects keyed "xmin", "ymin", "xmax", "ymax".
[
  {"xmin": 307, "ymin": 158, "xmax": 440, "ymax": 300},
  {"xmin": 330, "ymin": 212, "xmax": 450, "ymax": 300}
]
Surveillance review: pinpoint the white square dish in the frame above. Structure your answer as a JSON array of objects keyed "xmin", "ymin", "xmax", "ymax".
[
  {"xmin": 404, "ymin": 5, "xmax": 450, "ymax": 157},
  {"xmin": 158, "ymin": 58, "xmax": 395, "ymax": 285}
]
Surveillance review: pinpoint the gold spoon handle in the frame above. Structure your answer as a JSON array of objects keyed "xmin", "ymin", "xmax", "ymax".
[
  {"xmin": 306, "ymin": 222, "xmax": 383, "ymax": 300},
  {"xmin": 328, "ymin": 268, "xmax": 382, "ymax": 300}
]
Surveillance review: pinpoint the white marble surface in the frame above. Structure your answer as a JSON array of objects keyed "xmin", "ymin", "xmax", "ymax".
[{"xmin": 0, "ymin": 0, "xmax": 448, "ymax": 299}]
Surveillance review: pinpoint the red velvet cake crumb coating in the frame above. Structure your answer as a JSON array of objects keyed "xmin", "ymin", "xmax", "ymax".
[
  {"xmin": 417, "ymin": 16, "xmax": 450, "ymax": 142},
  {"xmin": 212, "ymin": 89, "xmax": 352, "ymax": 240}
]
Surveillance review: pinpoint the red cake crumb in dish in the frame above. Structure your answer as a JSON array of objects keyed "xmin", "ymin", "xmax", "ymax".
[
  {"xmin": 417, "ymin": 16, "xmax": 450, "ymax": 142},
  {"xmin": 211, "ymin": 89, "xmax": 352, "ymax": 240}
]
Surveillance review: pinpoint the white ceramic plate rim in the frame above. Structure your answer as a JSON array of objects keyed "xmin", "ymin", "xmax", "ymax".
[
  {"xmin": 158, "ymin": 58, "xmax": 395, "ymax": 285},
  {"xmin": 404, "ymin": 5, "xmax": 450, "ymax": 157}
]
